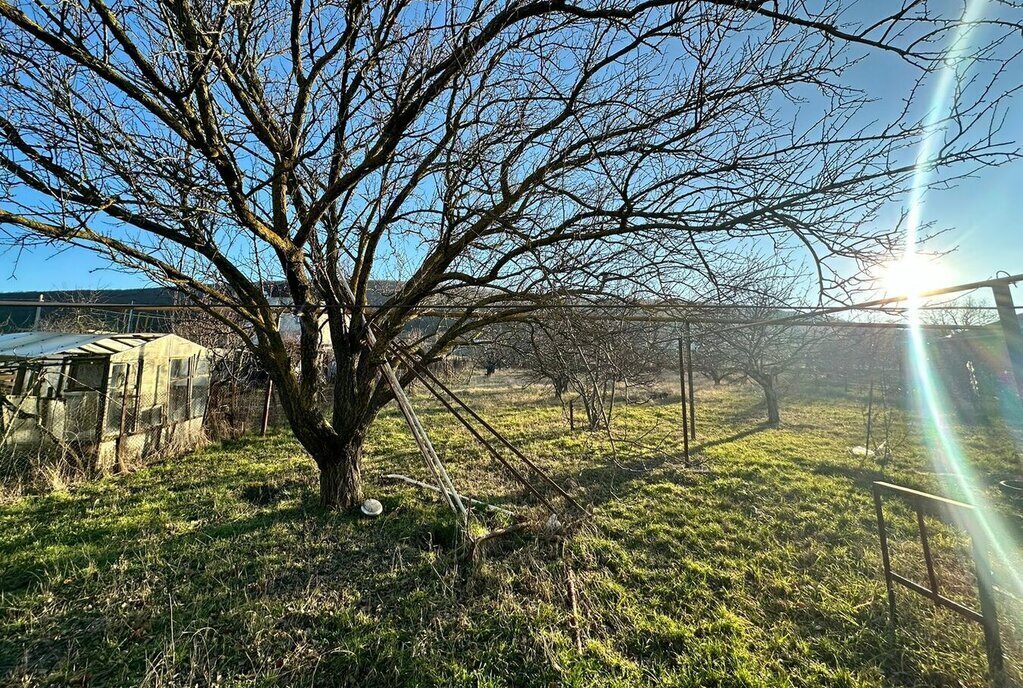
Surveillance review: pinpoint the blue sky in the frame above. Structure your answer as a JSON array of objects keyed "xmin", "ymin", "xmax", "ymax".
[{"xmin": 2, "ymin": 4, "xmax": 1022, "ymax": 302}]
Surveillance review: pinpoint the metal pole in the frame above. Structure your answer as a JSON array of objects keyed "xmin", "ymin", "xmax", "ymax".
[
  {"xmin": 116, "ymin": 365, "xmax": 131, "ymax": 471},
  {"xmin": 864, "ymin": 377, "xmax": 875, "ymax": 462},
  {"xmin": 719, "ymin": 272, "xmax": 1023, "ymax": 333},
  {"xmin": 992, "ymin": 284, "xmax": 1023, "ymax": 404},
  {"xmin": 260, "ymin": 379, "xmax": 273, "ymax": 436},
  {"xmin": 872, "ymin": 486, "xmax": 897, "ymax": 625},
  {"xmin": 678, "ymin": 337, "xmax": 690, "ymax": 466},
  {"xmin": 916, "ymin": 509, "xmax": 940, "ymax": 601},
  {"xmin": 685, "ymin": 322, "xmax": 696, "ymax": 440}
]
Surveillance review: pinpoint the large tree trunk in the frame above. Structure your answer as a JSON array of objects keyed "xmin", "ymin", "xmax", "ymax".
[
  {"xmin": 765, "ymin": 383, "xmax": 780, "ymax": 426},
  {"xmin": 269, "ymin": 350, "xmax": 376, "ymax": 511},
  {"xmin": 750, "ymin": 371, "xmax": 781, "ymax": 426},
  {"xmin": 258, "ymin": 305, "xmax": 392, "ymax": 512},
  {"xmin": 282, "ymin": 412, "xmax": 363, "ymax": 510},
  {"xmin": 317, "ymin": 442, "xmax": 364, "ymax": 510},
  {"xmin": 292, "ymin": 417, "xmax": 371, "ymax": 511}
]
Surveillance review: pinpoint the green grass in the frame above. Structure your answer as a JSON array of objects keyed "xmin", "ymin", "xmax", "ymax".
[{"xmin": 2, "ymin": 374, "xmax": 1023, "ymax": 686}]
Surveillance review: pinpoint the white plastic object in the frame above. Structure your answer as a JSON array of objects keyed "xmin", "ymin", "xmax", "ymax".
[{"xmin": 361, "ymin": 498, "xmax": 383, "ymax": 517}]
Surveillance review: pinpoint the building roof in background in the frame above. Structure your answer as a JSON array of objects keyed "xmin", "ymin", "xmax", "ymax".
[
  {"xmin": 0, "ymin": 282, "xmax": 410, "ymax": 333},
  {"xmin": 0, "ymin": 332, "xmax": 165, "ymax": 359}
]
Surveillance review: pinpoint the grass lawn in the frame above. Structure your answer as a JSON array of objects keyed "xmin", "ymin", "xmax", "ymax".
[{"xmin": 2, "ymin": 373, "xmax": 1022, "ymax": 687}]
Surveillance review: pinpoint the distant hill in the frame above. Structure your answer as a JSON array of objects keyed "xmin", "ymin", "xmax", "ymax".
[
  {"xmin": 0, "ymin": 287, "xmax": 177, "ymax": 332},
  {"xmin": 0, "ymin": 282, "xmax": 441, "ymax": 334}
]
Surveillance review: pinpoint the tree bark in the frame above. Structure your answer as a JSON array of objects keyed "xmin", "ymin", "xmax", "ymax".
[
  {"xmin": 271, "ymin": 355, "xmax": 375, "ymax": 511},
  {"xmin": 750, "ymin": 371, "xmax": 781, "ymax": 426},
  {"xmin": 315, "ymin": 397, "xmax": 378, "ymax": 510},
  {"xmin": 762, "ymin": 377, "xmax": 781, "ymax": 426},
  {"xmin": 317, "ymin": 445, "xmax": 364, "ymax": 511},
  {"xmin": 550, "ymin": 375, "xmax": 569, "ymax": 400},
  {"xmin": 765, "ymin": 384, "xmax": 780, "ymax": 426}
]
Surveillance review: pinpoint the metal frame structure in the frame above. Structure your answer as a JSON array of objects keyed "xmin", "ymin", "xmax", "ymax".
[{"xmin": 872, "ymin": 481, "xmax": 1005, "ymax": 687}]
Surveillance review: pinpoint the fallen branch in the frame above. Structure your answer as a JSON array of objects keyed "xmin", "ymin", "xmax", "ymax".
[
  {"xmin": 565, "ymin": 559, "xmax": 584, "ymax": 652},
  {"xmin": 382, "ymin": 473, "xmax": 516, "ymax": 516}
]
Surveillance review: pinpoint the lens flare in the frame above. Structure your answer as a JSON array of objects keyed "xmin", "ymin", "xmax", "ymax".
[
  {"xmin": 879, "ymin": 255, "xmax": 950, "ymax": 297},
  {"xmin": 900, "ymin": 0, "xmax": 1023, "ymax": 597}
]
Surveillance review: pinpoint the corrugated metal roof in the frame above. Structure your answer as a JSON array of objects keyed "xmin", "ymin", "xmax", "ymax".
[{"xmin": 0, "ymin": 332, "xmax": 165, "ymax": 359}]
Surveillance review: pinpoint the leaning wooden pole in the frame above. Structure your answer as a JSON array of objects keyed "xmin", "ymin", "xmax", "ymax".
[
  {"xmin": 401, "ymin": 350, "xmax": 586, "ymax": 514},
  {"xmin": 384, "ymin": 360, "xmax": 464, "ymax": 515},
  {"xmin": 337, "ymin": 285, "xmax": 466, "ymax": 519},
  {"xmin": 402, "ymin": 359, "xmax": 559, "ymax": 513}
]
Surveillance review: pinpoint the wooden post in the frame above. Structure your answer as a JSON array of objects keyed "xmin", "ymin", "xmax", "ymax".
[
  {"xmin": 993, "ymin": 285, "xmax": 1023, "ymax": 470},
  {"xmin": 685, "ymin": 322, "xmax": 696, "ymax": 440},
  {"xmin": 125, "ymin": 301, "xmax": 135, "ymax": 333},
  {"xmin": 260, "ymin": 378, "xmax": 273, "ymax": 436},
  {"xmin": 678, "ymin": 337, "xmax": 690, "ymax": 466},
  {"xmin": 568, "ymin": 398, "xmax": 574, "ymax": 431},
  {"xmin": 971, "ymin": 531, "xmax": 1006, "ymax": 688},
  {"xmin": 992, "ymin": 284, "xmax": 1023, "ymax": 404}
]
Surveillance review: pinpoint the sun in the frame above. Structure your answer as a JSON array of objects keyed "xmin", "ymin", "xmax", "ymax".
[{"xmin": 878, "ymin": 254, "xmax": 950, "ymax": 297}]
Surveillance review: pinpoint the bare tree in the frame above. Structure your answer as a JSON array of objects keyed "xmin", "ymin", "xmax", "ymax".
[
  {"xmin": 513, "ymin": 306, "xmax": 666, "ymax": 430},
  {"xmin": 689, "ymin": 308, "xmax": 745, "ymax": 386},
  {"xmin": 924, "ymin": 296, "xmax": 997, "ymax": 329},
  {"xmin": 35, "ymin": 290, "xmax": 116, "ymax": 333},
  {"xmin": 0, "ymin": 0, "xmax": 1020, "ymax": 508},
  {"xmin": 693, "ymin": 273, "xmax": 825, "ymax": 425},
  {"xmin": 507, "ymin": 321, "xmax": 571, "ymax": 400},
  {"xmin": 448, "ymin": 318, "xmax": 515, "ymax": 380}
]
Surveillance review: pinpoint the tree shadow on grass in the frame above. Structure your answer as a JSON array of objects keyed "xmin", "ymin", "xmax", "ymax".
[
  {"xmin": 810, "ymin": 461, "xmax": 885, "ymax": 491},
  {"xmin": 691, "ymin": 422, "xmax": 774, "ymax": 455},
  {"xmin": 0, "ymin": 494, "xmax": 318, "ymax": 595},
  {"xmin": 546, "ymin": 418, "xmax": 1002, "ymax": 687},
  {"xmin": 556, "ymin": 422, "xmax": 773, "ymax": 510},
  {"xmin": 5, "ymin": 399, "xmax": 1007, "ymax": 687},
  {"xmin": 0, "ymin": 448, "xmax": 568, "ymax": 687}
]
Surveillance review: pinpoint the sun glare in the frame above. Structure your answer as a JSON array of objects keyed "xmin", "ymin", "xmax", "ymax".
[{"xmin": 879, "ymin": 255, "xmax": 950, "ymax": 297}]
